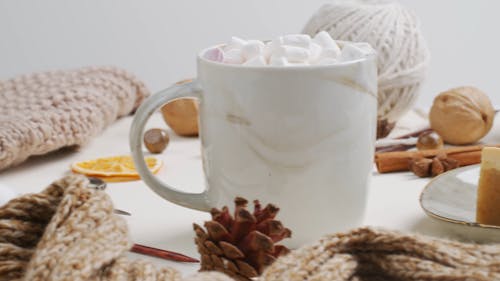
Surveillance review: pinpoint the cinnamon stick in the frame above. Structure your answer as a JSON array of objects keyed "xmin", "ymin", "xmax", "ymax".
[
  {"xmin": 375, "ymin": 144, "xmax": 500, "ymax": 173},
  {"xmin": 131, "ymin": 243, "xmax": 199, "ymax": 263}
]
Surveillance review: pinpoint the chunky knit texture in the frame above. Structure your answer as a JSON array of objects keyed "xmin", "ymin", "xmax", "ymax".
[
  {"xmin": 0, "ymin": 175, "xmax": 499, "ymax": 281},
  {"xmin": 262, "ymin": 228, "xmax": 500, "ymax": 281},
  {"xmin": 0, "ymin": 175, "xmax": 232, "ymax": 281},
  {"xmin": 0, "ymin": 66, "xmax": 150, "ymax": 171}
]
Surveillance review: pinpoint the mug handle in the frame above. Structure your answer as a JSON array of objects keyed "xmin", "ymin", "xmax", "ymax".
[{"xmin": 129, "ymin": 79, "xmax": 211, "ymax": 211}]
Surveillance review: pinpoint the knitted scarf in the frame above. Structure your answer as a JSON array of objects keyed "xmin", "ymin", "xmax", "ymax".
[
  {"xmin": 0, "ymin": 66, "xmax": 149, "ymax": 171},
  {"xmin": 0, "ymin": 175, "xmax": 498, "ymax": 281}
]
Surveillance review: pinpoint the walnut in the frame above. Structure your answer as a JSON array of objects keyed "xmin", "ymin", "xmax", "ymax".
[
  {"xmin": 430, "ymin": 87, "xmax": 495, "ymax": 145},
  {"xmin": 161, "ymin": 98, "xmax": 199, "ymax": 137},
  {"xmin": 160, "ymin": 79, "xmax": 199, "ymax": 137}
]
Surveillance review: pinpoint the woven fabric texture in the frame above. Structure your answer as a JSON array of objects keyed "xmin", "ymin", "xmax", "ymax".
[
  {"xmin": 0, "ymin": 66, "xmax": 150, "ymax": 171},
  {"xmin": 0, "ymin": 175, "xmax": 231, "ymax": 281},
  {"xmin": 0, "ymin": 175, "xmax": 499, "ymax": 281},
  {"xmin": 263, "ymin": 227, "xmax": 500, "ymax": 280}
]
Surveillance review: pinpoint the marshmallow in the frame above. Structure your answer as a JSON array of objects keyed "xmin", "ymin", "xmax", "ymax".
[
  {"xmin": 203, "ymin": 33, "xmax": 372, "ymax": 66},
  {"xmin": 321, "ymin": 46, "xmax": 341, "ymax": 59},
  {"xmin": 226, "ymin": 36, "xmax": 247, "ymax": 50},
  {"xmin": 272, "ymin": 36, "xmax": 285, "ymax": 47},
  {"xmin": 313, "ymin": 31, "xmax": 338, "ymax": 49},
  {"xmin": 241, "ymin": 40, "xmax": 265, "ymax": 60},
  {"xmin": 269, "ymin": 55, "xmax": 288, "ymax": 66},
  {"xmin": 282, "ymin": 34, "xmax": 311, "ymax": 49},
  {"xmin": 203, "ymin": 47, "xmax": 224, "ymax": 62},
  {"xmin": 288, "ymin": 62, "xmax": 310, "ymax": 66},
  {"xmin": 243, "ymin": 55, "xmax": 267, "ymax": 66},
  {"xmin": 263, "ymin": 41, "xmax": 275, "ymax": 59},
  {"xmin": 317, "ymin": 57, "xmax": 338, "ymax": 65},
  {"xmin": 308, "ymin": 42, "xmax": 322, "ymax": 63},
  {"xmin": 352, "ymin": 42, "xmax": 376, "ymax": 55},
  {"xmin": 313, "ymin": 31, "xmax": 341, "ymax": 60},
  {"xmin": 276, "ymin": 46, "xmax": 310, "ymax": 63},
  {"xmin": 338, "ymin": 43, "xmax": 373, "ymax": 62},
  {"xmin": 223, "ymin": 49, "xmax": 244, "ymax": 64}
]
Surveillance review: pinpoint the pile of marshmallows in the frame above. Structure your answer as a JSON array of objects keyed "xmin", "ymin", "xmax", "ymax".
[{"xmin": 203, "ymin": 31, "xmax": 374, "ymax": 66}]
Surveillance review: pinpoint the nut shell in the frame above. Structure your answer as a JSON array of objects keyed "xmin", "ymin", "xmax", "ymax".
[
  {"xmin": 416, "ymin": 131, "xmax": 443, "ymax": 150},
  {"xmin": 429, "ymin": 87, "xmax": 494, "ymax": 145},
  {"xmin": 144, "ymin": 128, "xmax": 169, "ymax": 153},
  {"xmin": 161, "ymin": 98, "xmax": 199, "ymax": 137}
]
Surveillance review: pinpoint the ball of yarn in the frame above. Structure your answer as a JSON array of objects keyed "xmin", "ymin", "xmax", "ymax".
[{"xmin": 303, "ymin": 0, "xmax": 429, "ymax": 122}]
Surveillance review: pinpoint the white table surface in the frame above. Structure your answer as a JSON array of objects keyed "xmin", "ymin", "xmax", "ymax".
[{"xmin": 1, "ymin": 110, "xmax": 500, "ymax": 277}]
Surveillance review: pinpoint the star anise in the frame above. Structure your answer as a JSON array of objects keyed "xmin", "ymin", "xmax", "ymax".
[{"xmin": 409, "ymin": 153, "xmax": 459, "ymax": 177}]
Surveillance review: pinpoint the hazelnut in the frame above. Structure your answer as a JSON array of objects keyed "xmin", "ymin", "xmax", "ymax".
[
  {"xmin": 144, "ymin": 128, "xmax": 169, "ymax": 154},
  {"xmin": 429, "ymin": 86, "xmax": 495, "ymax": 145},
  {"xmin": 416, "ymin": 131, "xmax": 443, "ymax": 150}
]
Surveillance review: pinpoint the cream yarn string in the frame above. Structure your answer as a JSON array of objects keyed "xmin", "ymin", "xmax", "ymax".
[{"xmin": 304, "ymin": 0, "xmax": 430, "ymax": 122}]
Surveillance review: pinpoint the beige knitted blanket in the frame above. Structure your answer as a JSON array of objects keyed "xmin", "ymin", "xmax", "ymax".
[
  {"xmin": 0, "ymin": 67, "xmax": 150, "ymax": 171},
  {"xmin": 1, "ymin": 175, "xmax": 499, "ymax": 281}
]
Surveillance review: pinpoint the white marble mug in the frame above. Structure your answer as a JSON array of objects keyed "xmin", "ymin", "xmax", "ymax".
[{"xmin": 130, "ymin": 44, "xmax": 377, "ymax": 247}]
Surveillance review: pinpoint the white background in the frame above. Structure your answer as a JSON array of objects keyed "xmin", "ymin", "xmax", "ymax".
[{"xmin": 1, "ymin": 0, "xmax": 499, "ymax": 108}]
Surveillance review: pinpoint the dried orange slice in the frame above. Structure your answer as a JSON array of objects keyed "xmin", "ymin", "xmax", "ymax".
[{"xmin": 71, "ymin": 155, "xmax": 162, "ymax": 182}]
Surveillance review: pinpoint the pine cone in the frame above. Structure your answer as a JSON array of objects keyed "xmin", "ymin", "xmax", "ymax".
[{"xmin": 193, "ymin": 197, "xmax": 292, "ymax": 280}]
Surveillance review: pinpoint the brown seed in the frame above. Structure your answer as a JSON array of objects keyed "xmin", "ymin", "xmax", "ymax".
[
  {"xmin": 220, "ymin": 241, "xmax": 245, "ymax": 259},
  {"xmin": 409, "ymin": 158, "xmax": 433, "ymax": 177},
  {"xmin": 222, "ymin": 257, "xmax": 239, "ymax": 273},
  {"xmin": 435, "ymin": 152, "xmax": 448, "ymax": 161},
  {"xmin": 143, "ymin": 128, "xmax": 169, "ymax": 153},
  {"xmin": 442, "ymin": 157, "xmax": 459, "ymax": 171},
  {"xmin": 204, "ymin": 240, "xmax": 223, "ymax": 255},
  {"xmin": 236, "ymin": 260, "xmax": 258, "ymax": 278},
  {"xmin": 431, "ymin": 157, "xmax": 445, "ymax": 177},
  {"xmin": 204, "ymin": 221, "xmax": 230, "ymax": 241}
]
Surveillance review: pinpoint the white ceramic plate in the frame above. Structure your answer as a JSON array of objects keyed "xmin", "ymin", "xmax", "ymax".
[{"xmin": 420, "ymin": 164, "xmax": 500, "ymax": 243}]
